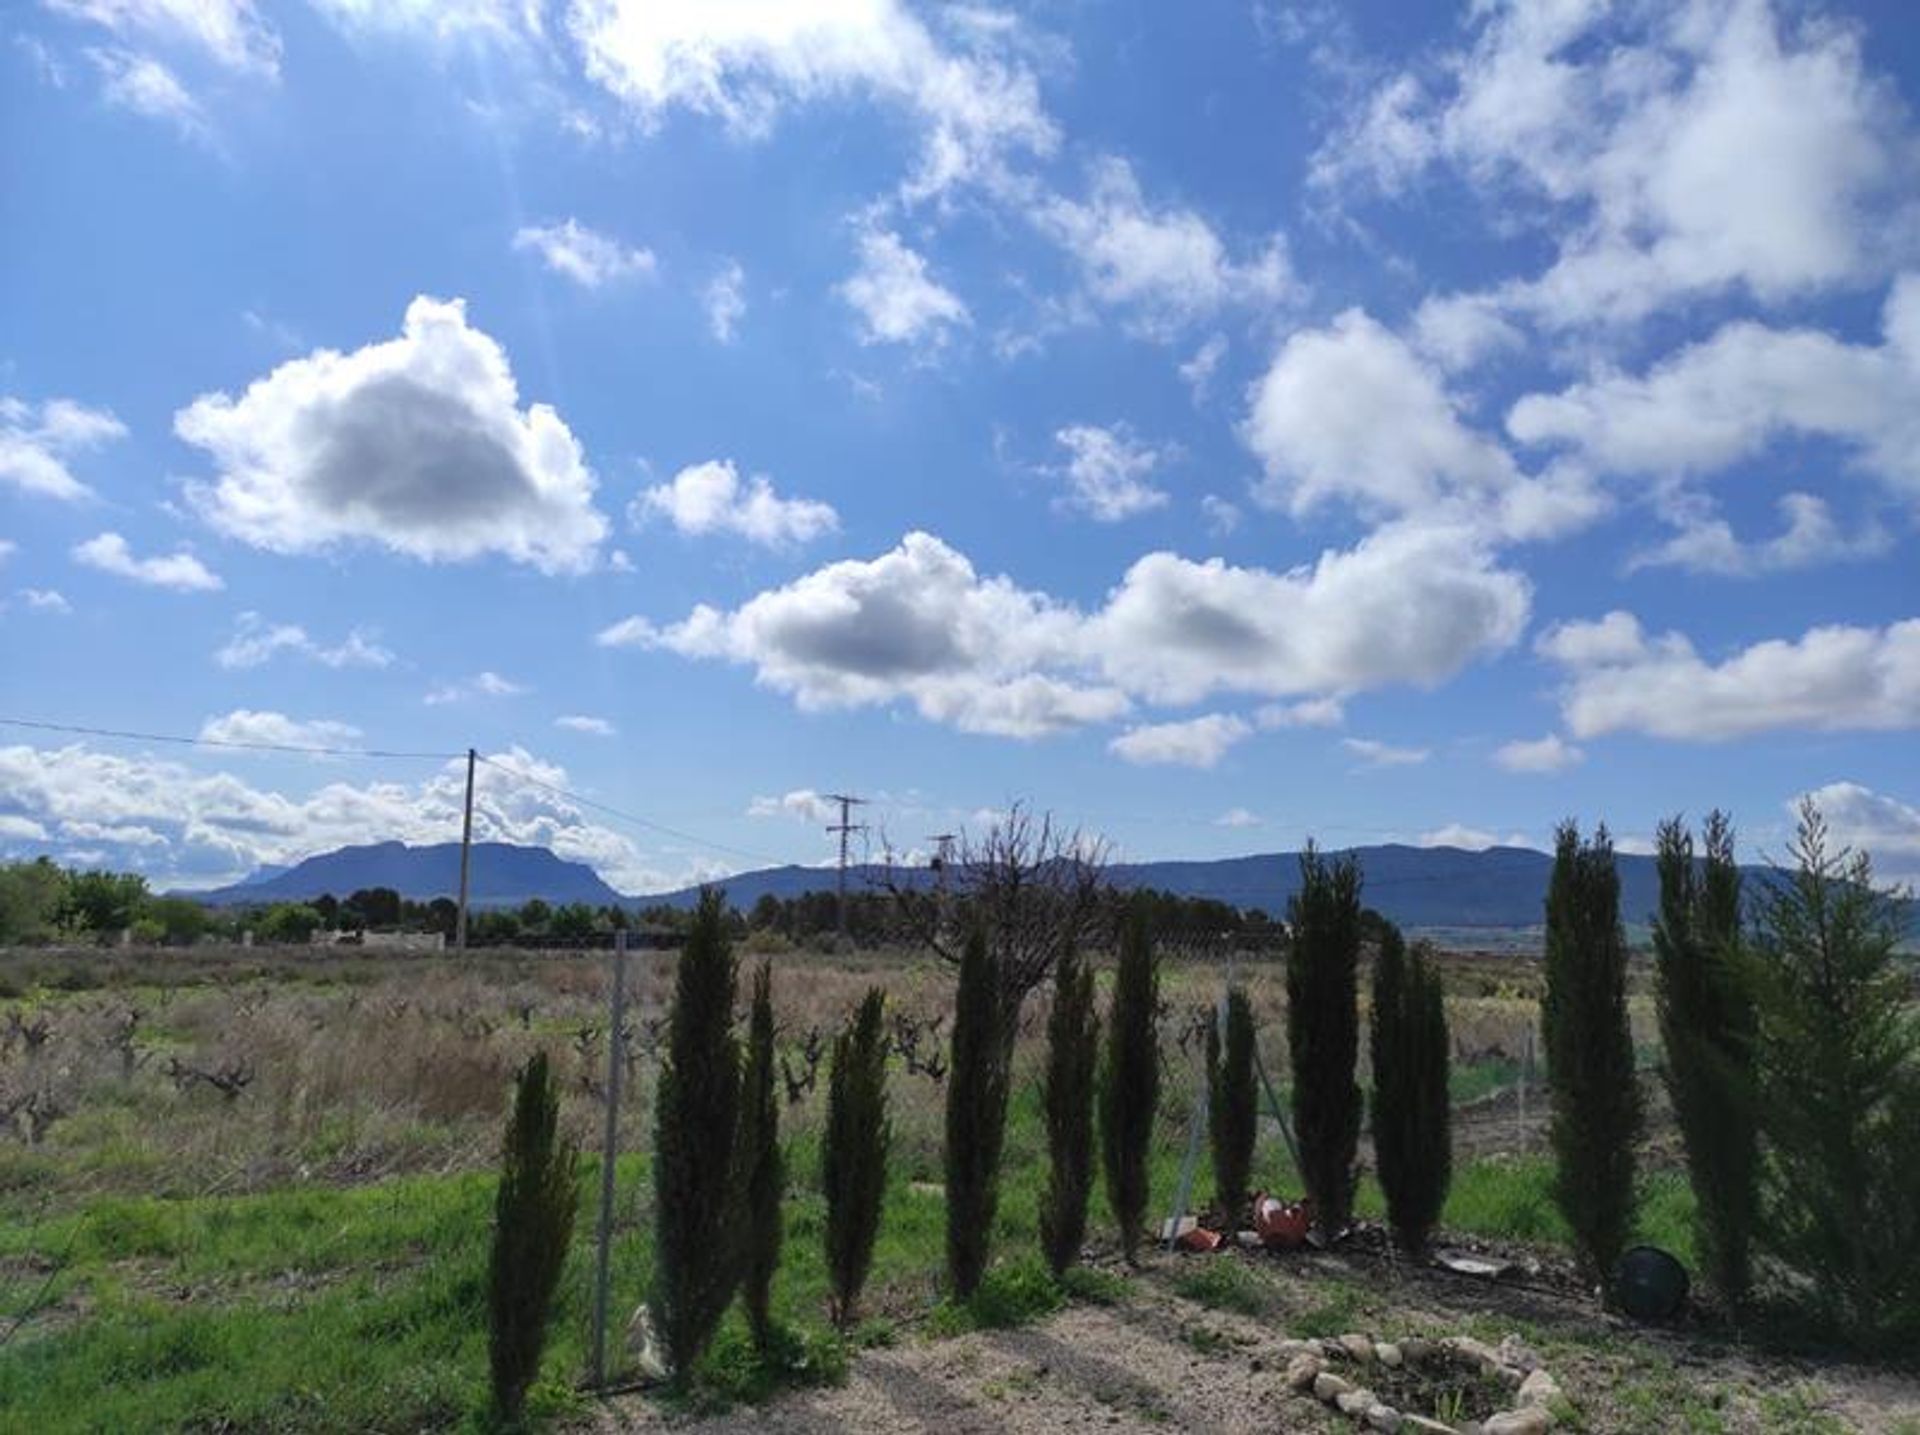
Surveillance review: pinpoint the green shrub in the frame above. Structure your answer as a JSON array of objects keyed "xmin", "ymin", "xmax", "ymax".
[
  {"xmin": 653, "ymin": 890, "xmax": 742, "ymax": 1378},
  {"xmin": 946, "ymin": 924, "xmax": 1010, "ymax": 1300},
  {"xmin": 1206, "ymin": 987, "xmax": 1257, "ymax": 1223},
  {"xmin": 1101, "ymin": 902, "xmax": 1159, "ymax": 1262},
  {"xmin": 735, "ymin": 961, "xmax": 783, "ymax": 1352},
  {"xmin": 487, "ymin": 1051, "xmax": 578, "ymax": 1425},
  {"xmin": 1287, "ymin": 845, "xmax": 1363, "ymax": 1240},
  {"xmin": 1542, "ymin": 822, "xmax": 1642, "ymax": 1290},
  {"xmin": 1370, "ymin": 927, "xmax": 1452, "ymax": 1256},
  {"xmin": 1750, "ymin": 801, "xmax": 1920, "ymax": 1347},
  {"xmin": 1040, "ymin": 943, "xmax": 1099, "ymax": 1276},
  {"xmin": 823, "ymin": 988, "xmax": 890, "ymax": 1328},
  {"xmin": 1654, "ymin": 812, "xmax": 1758, "ymax": 1307}
]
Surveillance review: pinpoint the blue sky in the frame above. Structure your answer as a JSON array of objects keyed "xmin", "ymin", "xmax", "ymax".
[{"xmin": 2, "ymin": 0, "xmax": 1918, "ymax": 894}]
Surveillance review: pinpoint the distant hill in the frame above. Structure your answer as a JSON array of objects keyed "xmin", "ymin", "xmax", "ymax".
[
  {"xmin": 190, "ymin": 841, "xmax": 625, "ymax": 908},
  {"xmin": 188, "ymin": 838, "xmax": 1795, "ymax": 933},
  {"xmin": 638, "ymin": 843, "xmax": 1758, "ymax": 932}
]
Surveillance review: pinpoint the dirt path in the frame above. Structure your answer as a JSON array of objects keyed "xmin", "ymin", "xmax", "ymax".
[{"xmin": 590, "ymin": 1248, "xmax": 1920, "ymax": 1434}]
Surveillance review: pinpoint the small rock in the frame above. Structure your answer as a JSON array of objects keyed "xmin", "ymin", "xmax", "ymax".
[
  {"xmin": 1497, "ymin": 1336, "xmax": 1542, "ymax": 1373},
  {"xmin": 1285, "ymin": 1352, "xmax": 1324, "ymax": 1391},
  {"xmin": 1336, "ymin": 1388, "xmax": 1377, "ymax": 1416},
  {"xmin": 1518, "ymin": 1370, "xmax": 1561, "ymax": 1408},
  {"xmin": 1314, "ymin": 1371, "xmax": 1353, "ymax": 1402},
  {"xmin": 1276, "ymin": 1338, "xmax": 1316, "ymax": 1358},
  {"xmin": 1482, "ymin": 1409, "xmax": 1553, "ymax": 1435},
  {"xmin": 1376, "ymin": 1340, "xmax": 1404, "ymax": 1368},
  {"xmin": 1366, "ymin": 1401, "xmax": 1403, "ymax": 1431},
  {"xmin": 1496, "ymin": 1364, "xmax": 1529, "ymax": 1388},
  {"xmin": 1447, "ymin": 1335, "xmax": 1499, "ymax": 1368},
  {"xmin": 623, "ymin": 1302, "xmax": 668, "ymax": 1383},
  {"xmin": 1398, "ymin": 1337, "xmax": 1435, "ymax": 1363},
  {"xmin": 1340, "ymin": 1333, "xmax": 1377, "ymax": 1362}
]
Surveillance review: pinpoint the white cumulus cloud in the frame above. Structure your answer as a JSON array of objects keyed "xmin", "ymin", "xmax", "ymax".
[
  {"xmin": 1108, "ymin": 713, "xmax": 1252, "ymax": 769},
  {"xmin": 554, "ymin": 714, "xmax": 616, "ymax": 736},
  {"xmin": 633, "ymin": 459, "xmax": 838, "ymax": 548},
  {"xmin": 72, "ymin": 531, "xmax": 221, "ymax": 591},
  {"xmin": 704, "ymin": 260, "xmax": 747, "ymax": 342},
  {"xmin": 838, "ymin": 227, "xmax": 970, "ymax": 347},
  {"xmin": 1493, "ymin": 733, "xmax": 1584, "ymax": 774},
  {"xmin": 1343, "ymin": 737, "xmax": 1430, "ymax": 769},
  {"xmin": 513, "ymin": 218, "xmax": 656, "ymax": 287},
  {"xmin": 1, "ymin": 395, "xmax": 125, "ymax": 500},
  {"xmin": 1050, "ymin": 424, "xmax": 1169, "ymax": 522},
  {"xmin": 1539, "ymin": 612, "xmax": 1920, "ymax": 741},
  {"xmin": 176, "ymin": 295, "xmax": 607, "ymax": 573},
  {"xmin": 213, "ymin": 612, "xmax": 394, "ymax": 670},
  {"xmin": 197, "ymin": 710, "xmax": 363, "ymax": 750}
]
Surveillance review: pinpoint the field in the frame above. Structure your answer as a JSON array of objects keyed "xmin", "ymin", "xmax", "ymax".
[{"xmin": 0, "ymin": 941, "xmax": 1915, "ymax": 1433}]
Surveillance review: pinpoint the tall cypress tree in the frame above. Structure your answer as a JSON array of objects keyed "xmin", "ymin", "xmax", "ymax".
[
  {"xmin": 1542, "ymin": 822, "xmax": 1642, "ymax": 1291},
  {"xmin": 735, "ymin": 961, "xmax": 784, "ymax": 1351},
  {"xmin": 823, "ymin": 987, "xmax": 890, "ymax": 1328},
  {"xmin": 1653, "ymin": 812, "xmax": 1758, "ymax": 1307},
  {"xmin": 1749, "ymin": 802, "xmax": 1920, "ymax": 1347},
  {"xmin": 653, "ymin": 889, "xmax": 742, "ymax": 1378},
  {"xmin": 1101, "ymin": 902, "xmax": 1159, "ymax": 1262},
  {"xmin": 1206, "ymin": 986, "xmax": 1257, "ymax": 1223},
  {"xmin": 488, "ymin": 1051, "xmax": 578, "ymax": 1424},
  {"xmin": 946, "ymin": 924, "xmax": 1011, "ymax": 1299},
  {"xmin": 1287, "ymin": 845, "xmax": 1363, "ymax": 1241},
  {"xmin": 1040, "ymin": 943, "xmax": 1099, "ymax": 1276},
  {"xmin": 1370, "ymin": 928, "xmax": 1452, "ymax": 1257}
]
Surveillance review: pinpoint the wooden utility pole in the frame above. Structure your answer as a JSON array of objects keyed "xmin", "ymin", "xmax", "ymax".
[
  {"xmin": 455, "ymin": 747, "xmax": 476, "ymax": 951},
  {"xmin": 824, "ymin": 793, "xmax": 867, "ymax": 943},
  {"xmin": 589, "ymin": 930, "xmax": 628, "ymax": 1387}
]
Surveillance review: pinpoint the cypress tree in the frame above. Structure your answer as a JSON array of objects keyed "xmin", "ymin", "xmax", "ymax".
[
  {"xmin": 823, "ymin": 987, "xmax": 890, "ymax": 1328},
  {"xmin": 1040, "ymin": 943, "xmax": 1099, "ymax": 1276},
  {"xmin": 735, "ymin": 961, "xmax": 784, "ymax": 1351},
  {"xmin": 1653, "ymin": 812, "xmax": 1758, "ymax": 1307},
  {"xmin": 653, "ymin": 889, "xmax": 742, "ymax": 1378},
  {"xmin": 1101, "ymin": 901, "xmax": 1159, "ymax": 1262},
  {"xmin": 1370, "ymin": 928, "xmax": 1452, "ymax": 1257},
  {"xmin": 1206, "ymin": 987, "xmax": 1257, "ymax": 1224},
  {"xmin": 488, "ymin": 1051, "xmax": 578, "ymax": 1425},
  {"xmin": 1749, "ymin": 802, "xmax": 1920, "ymax": 1347},
  {"xmin": 1542, "ymin": 822, "xmax": 1642, "ymax": 1291},
  {"xmin": 946, "ymin": 923, "xmax": 1010, "ymax": 1299},
  {"xmin": 1287, "ymin": 845, "xmax": 1363, "ymax": 1241}
]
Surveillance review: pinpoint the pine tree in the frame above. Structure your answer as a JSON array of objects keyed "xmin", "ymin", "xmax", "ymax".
[
  {"xmin": 1369, "ymin": 928, "xmax": 1452, "ymax": 1257},
  {"xmin": 488, "ymin": 1051, "xmax": 578, "ymax": 1425},
  {"xmin": 1206, "ymin": 986, "xmax": 1257, "ymax": 1224},
  {"xmin": 1101, "ymin": 902, "xmax": 1160, "ymax": 1262},
  {"xmin": 1287, "ymin": 845, "xmax": 1363, "ymax": 1241},
  {"xmin": 946, "ymin": 924, "xmax": 1011, "ymax": 1299},
  {"xmin": 1542, "ymin": 822, "xmax": 1642, "ymax": 1291},
  {"xmin": 1749, "ymin": 801, "xmax": 1920, "ymax": 1347},
  {"xmin": 823, "ymin": 987, "xmax": 890, "ymax": 1328},
  {"xmin": 653, "ymin": 889, "xmax": 741, "ymax": 1378},
  {"xmin": 1653, "ymin": 812, "xmax": 1758, "ymax": 1307},
  {"xmin": 735, "ymin": 961, "xmax": 784, "ymax": 1351},
  {"xmin": 1040, "ymin": 943, "xmax": 1099, "ymax": 1276}
]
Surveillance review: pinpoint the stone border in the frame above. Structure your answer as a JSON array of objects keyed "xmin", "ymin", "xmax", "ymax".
[{"xmin": 1279, "ymin": 1330, "xmax": 1562, "ymax": 1434}]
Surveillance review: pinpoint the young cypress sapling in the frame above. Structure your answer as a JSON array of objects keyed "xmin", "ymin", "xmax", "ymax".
[
  {"xmin": 823, "ymin": 987, "xmax": 890, "ymax": 1329},
  {"xmin": 946, "ymin": 923, "xmax": 1010, "ymax": 1299},
  {"xmin": 488, "ymin": 1051, "xmax": 578, "ymax": 1425},
  {"xmin": 1206, "ymin": 986, "xmax": 1257, "ymax": 1225},
  {"xmin": 736, "ymin": 960, "xmax": 784, "ymax": 1351},
  {"xmin": 1369, "ymin": 927, "xmax": 1452, "ymax": 1256},
  {"xmin": 1040, "ymin": 943, "xmax": 1099, "ymax": 1276},
  {"xmin": 1101, "ymin": 901, "xmax": 1159, "ymax": 1262},
  {"xmin": 1542, "ymin": 822, "xmax": 1642, "ymax": 1291},
  {"xmin": 1286, "ymin": 845, "xmax": 1363, "ymax": 1241},
  {"xmin": 653, "ymin": 889, "xmax": 742, "ymax": 1378}
]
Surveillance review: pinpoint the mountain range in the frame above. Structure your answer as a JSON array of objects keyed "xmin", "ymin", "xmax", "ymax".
[{"xmin": 189, "ymin": 839, "xmax": 1753, "ymax": 931}]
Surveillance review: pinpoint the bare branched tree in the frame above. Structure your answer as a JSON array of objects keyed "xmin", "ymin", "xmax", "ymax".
[{"xmin": 881, "ymin": 803, "xmax": 1115, "ymax": 1048}]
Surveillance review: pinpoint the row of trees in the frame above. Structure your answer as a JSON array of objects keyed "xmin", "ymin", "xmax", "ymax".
[{"xmin": 0, "ymin": 858, "xmax": 213, "ymax": 945}]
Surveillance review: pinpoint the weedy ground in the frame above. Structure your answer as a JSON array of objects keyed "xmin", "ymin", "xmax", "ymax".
[{"xmin": 0, "ymin": 943, "xmax": 1912, "ymax": 1432}]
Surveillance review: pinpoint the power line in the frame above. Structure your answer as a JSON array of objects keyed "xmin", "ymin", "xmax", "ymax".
[{"xmin": 0, "ymin": 715, "xmax": 455, "ymax": 761}]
